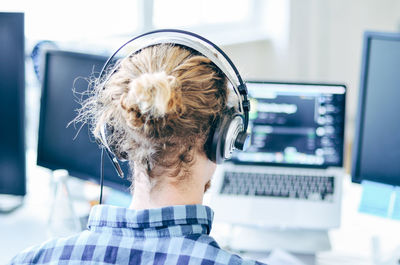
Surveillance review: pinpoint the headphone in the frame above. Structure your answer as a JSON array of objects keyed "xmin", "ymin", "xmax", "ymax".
[{"xmin": 96, "ymin": 29, "xmax": 250, "ymax": 181}]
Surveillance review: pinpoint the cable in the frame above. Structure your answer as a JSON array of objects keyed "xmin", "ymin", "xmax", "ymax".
[{"xmin": 99, "ymin": 147, "xmax": 105, "ymax": 204}]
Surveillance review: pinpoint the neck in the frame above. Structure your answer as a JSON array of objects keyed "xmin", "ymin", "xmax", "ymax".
[
  {"xmin": 130, "ymin": 180, "xmax": 205, "ymax": 210},
  {"xmin": 129, "ymin": 154, "xmax": 215, "ymax": 210}
]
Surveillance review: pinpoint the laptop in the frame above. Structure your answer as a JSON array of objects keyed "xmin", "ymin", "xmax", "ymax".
[{"xmin": 210, "ymin": 81, "xmax": 346, "ymax": 230}]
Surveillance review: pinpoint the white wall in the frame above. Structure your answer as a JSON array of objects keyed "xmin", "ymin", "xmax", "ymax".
[{"xmin": 222, "ymin": 0, "xmax": 400, "ymax": 136}]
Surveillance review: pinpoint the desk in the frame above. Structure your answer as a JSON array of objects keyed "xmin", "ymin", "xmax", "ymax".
[
  {"xmin": 0, "ymin": 164, "xmax": 52, "ymax": 264},
  {"xmin": 319, "ymin": 176, "xmax": 400, "ymax": 265},
  {"xmin": 1, "ymin": 163, "xmax": 400, "ymax": 264}
]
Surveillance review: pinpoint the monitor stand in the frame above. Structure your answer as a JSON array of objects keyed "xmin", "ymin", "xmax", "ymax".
[
  {"xmin": 222, "ymin": 225, "xmax": 331, "ymax": 254},
  {"xmin": 0, "ymin": 195, "xmax": 24, "ymax": 214}
]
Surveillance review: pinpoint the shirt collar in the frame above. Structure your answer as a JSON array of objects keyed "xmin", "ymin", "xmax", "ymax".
[{"xmin": 87, "ymin": 204, "xmax": 214, "ymax": 236}]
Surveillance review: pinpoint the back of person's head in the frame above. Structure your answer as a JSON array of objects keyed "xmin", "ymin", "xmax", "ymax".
[{"xmin": 79, "ymin": 44, "xmax": 231, "ymax": 189}]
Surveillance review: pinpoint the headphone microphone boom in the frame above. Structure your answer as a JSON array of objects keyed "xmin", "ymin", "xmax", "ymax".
[{"xmin": 96, "ymin": 29, "xmax": 250, "ymax": 182}]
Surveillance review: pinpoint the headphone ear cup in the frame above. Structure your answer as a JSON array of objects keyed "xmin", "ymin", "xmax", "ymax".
[
  {"xmin": 221, "ymin": 114, "xmax": 245, "ymax": 161},
  {"xmin": 205, "ymin": 114, "xmax": 244, "ymax": 164},
  {"xmin": 205, "ymin": 116, "xmax": 226, "ymax": 164},
  {"xmin": 205, "ymin": 118, "xmax": 220, "ymax": 163}
]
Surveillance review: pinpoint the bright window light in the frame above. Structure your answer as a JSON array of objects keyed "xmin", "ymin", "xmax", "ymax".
[
  {"xmin": 3, "ymin": 0, "xmax": 140, "ymax": 41},
  {"xmin": 2, "ymin": 0, "xmax": 289, "ymax": 45},
  {"xmin": 153, "ymin": 0, "xmax": 251, "ymax": 28}
]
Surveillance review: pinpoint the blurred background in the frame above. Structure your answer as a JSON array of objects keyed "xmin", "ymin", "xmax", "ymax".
[
  {"xmin": 4, "ymin": 0, "xmax": 400, "ymax": 135},
  {"xmin": 1, "ymin": 0, "xmax": 400, "ymax": 264}
]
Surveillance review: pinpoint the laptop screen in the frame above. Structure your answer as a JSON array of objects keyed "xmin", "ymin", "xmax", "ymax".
[{"xmin": 233, "ymin": 81, "xmax": 346, "ymax": 168}]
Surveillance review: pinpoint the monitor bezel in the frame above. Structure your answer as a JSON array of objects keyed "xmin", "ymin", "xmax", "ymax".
[
  {"xmin": 231, "ymin": 80, "xmax": 347, "ymax": 169},
  {"xmin": 351, "ymin": 31, "xmax": 400, "ymax": 185}
]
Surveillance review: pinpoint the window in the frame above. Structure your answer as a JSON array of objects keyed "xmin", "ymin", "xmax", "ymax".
[
  {"xmin": 3, "ymin": 0, "xmax": 140, "ymax": 41},
  {"xmin": 151, "ymin": 0, "xmax": 268, "ymax": 45},
  {"xmin": 3, "ymin": 0, "xmax": 288, "ymax": 45},
  {"xmin": 153, "ymin": 0, "xmax": 251, "ymax": 28}
]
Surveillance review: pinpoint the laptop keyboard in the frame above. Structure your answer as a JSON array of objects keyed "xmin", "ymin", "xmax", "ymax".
[{"xmin": 220, "ymin": 171, "xmax": 335, "ymax": 201}]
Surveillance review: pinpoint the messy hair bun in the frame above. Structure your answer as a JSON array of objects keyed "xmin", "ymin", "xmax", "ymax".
[
  {"xmin": 120, "ymin": 71, "xmax": 184, "ymax": 129},
  {"xmin": 77, "ymin": 44, "xmax": 229, "ymax": 187}
]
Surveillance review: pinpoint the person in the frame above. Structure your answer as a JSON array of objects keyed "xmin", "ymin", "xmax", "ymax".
[{"xmin": 9, "ymin": 41, "xmax": 265, "ymax": 264}]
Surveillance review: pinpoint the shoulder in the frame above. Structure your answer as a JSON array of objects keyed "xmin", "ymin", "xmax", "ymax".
[
  {"xmin": 181, "ymin": 234, "xmax": 267, "ymax": 265},
  {"xmin": 8, "ymin": 231, "xmax": 91, "ymax": 265}
]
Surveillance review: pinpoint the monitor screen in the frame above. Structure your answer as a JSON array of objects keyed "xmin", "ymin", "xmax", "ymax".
[
  {"xmin": 37, "ymin": 50, "xmax": 131, "ymax": 191},
  {"xmin": 0, "ymin": 13, "xmax": 26, "ymax": 196},
  {"xmin": 352, "ymin": 32, "xmax": 400, "ymax": 186},
  {"xmin": 233, "ymin": 81, "xmax": 346, "ymax": 168}
]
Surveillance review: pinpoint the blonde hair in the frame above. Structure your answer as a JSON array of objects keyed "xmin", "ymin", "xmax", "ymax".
[{"xmin": 77, "ymin": 44, "xmax": 229, "ymax": 188}]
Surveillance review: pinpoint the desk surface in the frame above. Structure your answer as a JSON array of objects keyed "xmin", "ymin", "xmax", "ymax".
[{"xmin": 1, "ymin": 163, "xmax": 400, "ymax": 265}]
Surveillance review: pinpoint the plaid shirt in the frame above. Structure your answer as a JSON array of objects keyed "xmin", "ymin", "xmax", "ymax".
[{"xmin": 9, "ymin": 204, "xmax": 265, "ymax": 265}]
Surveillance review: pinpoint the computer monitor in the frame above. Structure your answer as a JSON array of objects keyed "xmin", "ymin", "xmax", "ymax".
[
  {"xmin": 37, "ymin": 50, "xmax": 131, "ymax": 191},
  {"xmin": 352, "ymin": 31, "xmax": 400, "ymax": 186},
  {"xmin": 0, "ymin": 12, "xmax": 26, "ymax": 197},
  {"xmin": 233, "ymin": 81, "xmax": 346, "ymax": 168}
]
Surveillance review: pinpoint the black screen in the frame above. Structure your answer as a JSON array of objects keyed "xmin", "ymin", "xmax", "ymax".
[
  {"xmin": 352, "ymin": 32, "xmax": 400, "ymax": 186},
  {"xmin": 0, "ymin": 13, "xmax": 26, "ymax": 196},
  {"xmin": 37, "ymin": 50, "xmax": 131, "ymax": 191},
  {"xmin": 234, "ymin": 82, "xmax": 346, "ymax": 168}
]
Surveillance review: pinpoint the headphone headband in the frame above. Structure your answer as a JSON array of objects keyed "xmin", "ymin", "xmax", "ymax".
[{"xmin": 99, "ymin": 29, "xmax": 249, "ymax": 130}]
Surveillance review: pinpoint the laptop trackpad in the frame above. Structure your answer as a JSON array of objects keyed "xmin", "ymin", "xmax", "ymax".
[{"xmin": 249, "ymin": 199, "xmax": 298, "ymax": 228}]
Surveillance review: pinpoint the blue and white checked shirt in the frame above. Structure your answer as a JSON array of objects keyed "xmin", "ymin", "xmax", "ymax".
[{"xmin": 9, "ymin": 204, "xmax": 266, "ymax": 265}]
